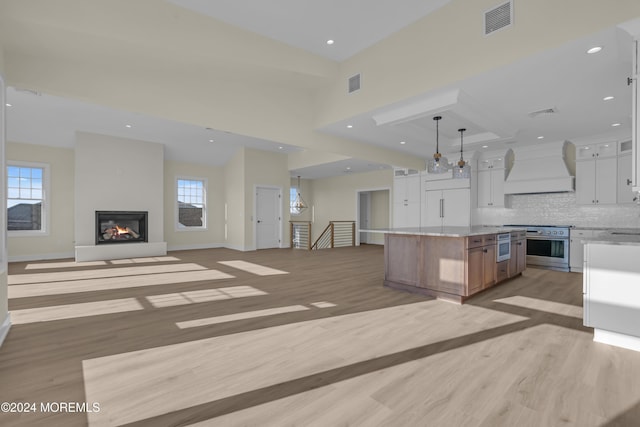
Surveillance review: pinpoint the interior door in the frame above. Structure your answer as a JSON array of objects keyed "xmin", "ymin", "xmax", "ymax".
[{"xmin": 256, "ymin": 187, "xmax": 281, "ymax": 249}]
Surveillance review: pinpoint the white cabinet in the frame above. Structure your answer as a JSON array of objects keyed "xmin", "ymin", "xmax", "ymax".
[
  {"xmin": 393, "ymin": 173, "xmax": 421, "ymax": 228},
  {"xmin": 477, "ymin": 169, "xmax": 505, "ymax": 207},
  {"xmin": 632, "ymin": 39, "xmax": 640, "ymax": 193},
  {"xmin": 423, "ymin": 188, "xmax": 470, "ymax": 227},
  {"xmin": 584, "ymin": 242, "xmax": 640, "ymax": 351},
  {"xmin": 575, "ymin": 144, "xmax": 617, "ymax": 205},
  {"xmin": 570, "ymin": 229, "xmax": 594, "ymax": 272},
  {"xmin": 618, "ymin": 153, "xmax": 637, "ymax": 204}
]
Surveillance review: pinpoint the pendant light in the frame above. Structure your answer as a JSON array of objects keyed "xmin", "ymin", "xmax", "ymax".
[
  {"xmin": 453, "ymin": 128, "xmax": 471, "ymax": 179},
  {"xmin": 291, "ymin": 176, "xmax": 308, "ymax": 214},
  {"xmin": 427, "ymin": 116, "xmax": 450, "ymax": 174}
]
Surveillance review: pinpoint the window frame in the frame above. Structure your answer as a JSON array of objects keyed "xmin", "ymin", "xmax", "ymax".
[
  {"xmin": 175, "ymin": 175, "xmax": 207, "ymax": 232},
  {"xmin": 289, "ymin": 185, "xmax": 301, "ymax": 216},
  {"xmin": 7, "ymin": 160, "xmax": 50, "ymax": 237}
]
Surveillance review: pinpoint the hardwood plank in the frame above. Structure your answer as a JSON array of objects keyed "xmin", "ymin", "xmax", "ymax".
[{"xmin": 0, "ymin": 246, "xmax": 639, "ymax": 426}]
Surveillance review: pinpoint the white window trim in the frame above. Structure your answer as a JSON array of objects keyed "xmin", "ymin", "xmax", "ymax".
[
  {"xmin": 7, "ymin": 160, "xmax": 50, "ymax": 237},
  {"xmin": 175, "ymin": 175, "xmax": 208, "ymax": 232}
]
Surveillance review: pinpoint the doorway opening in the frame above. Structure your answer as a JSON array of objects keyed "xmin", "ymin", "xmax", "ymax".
[{"xmin": 356, "ymin": 188, "xmax": 390, "ymax": 246}]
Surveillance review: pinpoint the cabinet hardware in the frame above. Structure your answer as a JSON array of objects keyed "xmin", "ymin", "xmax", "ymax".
[
  {"xmin": 628, "ymin": 76, "xmax": 636, "ymax": 86},
  {"xmin": 483, "ymin": 248, "xmax": 488, "ymax": 253},
  {"xmin": 627, "ymin": 178, "xmax": 632, "ymax": 186}
]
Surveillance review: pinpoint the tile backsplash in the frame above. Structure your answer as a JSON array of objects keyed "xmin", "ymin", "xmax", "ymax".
[{"xmin": 476, "ymin": 192, "xmax": 640, "ymax": 228}]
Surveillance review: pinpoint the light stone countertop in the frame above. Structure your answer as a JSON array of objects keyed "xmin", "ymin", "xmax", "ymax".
[
  {"xmin": 359, "ymin": 226, "xmax": 525, "ymax": 238},
  {"xmin": 582, "ymin": 230, "xmax": 640, "ymax": 246}
]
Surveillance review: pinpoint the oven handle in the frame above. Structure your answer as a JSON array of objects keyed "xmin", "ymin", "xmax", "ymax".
[{"xmin": 526, "ymin": 237, "xmax": 569, "ymax": 241}]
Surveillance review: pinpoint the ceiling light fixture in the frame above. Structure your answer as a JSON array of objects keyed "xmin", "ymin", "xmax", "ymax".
[
  {"xmin": 125, "ymin": 124, "xmax": 132, "ymax": 128},
  {"xmin": 400, "ymin": 141, "xmax": 406, "ymax": 145},
  {"xmin": 427, "ymin": 116, "xmax": 450, "ymax": 174},
  {"xmin": 346, "ymin": 124, "xmax": 353, "ymax": 128},
  {"xmin": 327, "ymin": 40, "xmax": 334, "ymax": 45},
  {"xmin": 586, "ymin": 46, "xmax": 602, "ymax": 54},
  {"xmin": 291, "ymin": 176, "xmax": 308, "ymax": 214},
  {"xmin": 278, "ymin": 146, "xmax": 284, "ymax": 150},
  {"xmin": 453, "ymin": 128, "xmax": 471, "ymax": 179},
  {"xmin": 612, "ymin": 123, "xmax": 621, "ymax": 127},
  {"xmin": 537, "ymin": 136, "xmax": 545, "ymax": 139},
  {"xmin": 5, "ymin": 103, "xmax": 12, "ymax": 107},
  {"xmin": 209, "ymin": 139, "xmax": 214, "ymax": 143},
  {"xmin": 603, "ymin": 96, "xmax": 614, "ymax": 101}
]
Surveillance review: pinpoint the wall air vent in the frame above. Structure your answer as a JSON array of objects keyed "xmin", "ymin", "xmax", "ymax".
[
  {"xmin": 484, "ymin": 1, "xmax": 513, "ymax": 35},
  {"xmin": 348, "ymin": 73, "xmax": 361, "ymax": 93},
  {"xmin": 528, "ymin": 107, "xmax": 557, "ymax": 118}
]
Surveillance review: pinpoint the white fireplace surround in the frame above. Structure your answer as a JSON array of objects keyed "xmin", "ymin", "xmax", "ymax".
[{"xmin": 74, "ymin": 132, "xmax": 167, "ymax": 261}]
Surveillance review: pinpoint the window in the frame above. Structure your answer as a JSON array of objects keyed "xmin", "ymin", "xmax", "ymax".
[
  {"xmin": 176, "ymin": 177, "xmax": 206, "ymax": 230},
  {"xmin": 7, "ymin": 162, "xmax": 49, "ymax": 234},
  {"xmin": 289, "ymin": 186, "xmax": 299, "ymax": 215}
]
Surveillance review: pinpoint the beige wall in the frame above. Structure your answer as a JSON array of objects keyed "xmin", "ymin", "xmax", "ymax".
[
  {"xmin": 7, "ymin": 142, "xmax": 75, "ymax": 260},
  {"xmin": 0, "ymin": 69, "xmax": 8, "ymax": 337},
  {"xmin": 315, "ymin": 0, "xmax": 640, "ymax": 127},
  {"xmin": 164, "ymin": 160, "xmax": 225, "ymax": 250},
  {"xmin": 368, "ymin": 190, "xmax": 390, "ymax": 245},
  {"xmin": 244, "ymin": 148, "xmax": 291, "ymax": 249},
  {"xmin": 224, "ymin": 148, "xmax": 246, "ymax": 251},
  {"xmin": 311, "ymin": 169, "xmax": 393, "ymax": 242}
]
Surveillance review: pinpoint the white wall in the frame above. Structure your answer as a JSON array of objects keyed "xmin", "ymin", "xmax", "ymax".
[
  {"xmin": 164, "ymin": 160, "xmax": 225, "ymax": 250},
  {"xmin": 477, "ymin": 192, "xmax": 640, "ymax": 228},
  {"xmin": 74, "ymin": 132, "xmax": 164, "ymax": 246},
  {"xmin": 7, "ymin": 142, "xmax": 75, "ymax": 260}
]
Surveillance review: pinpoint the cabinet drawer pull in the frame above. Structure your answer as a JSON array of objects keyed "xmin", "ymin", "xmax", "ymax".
[
  {"xmin": 483, "ymin": 248, "xmax": 488, "ymax": 253},
  {"xmin": 473, "ymin": 239, "xmax": 482, "ymax": 243}
]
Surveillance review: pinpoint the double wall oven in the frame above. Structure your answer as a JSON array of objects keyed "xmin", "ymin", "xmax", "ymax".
[{"xmin": 506, "ymin": 225, "xmax": 570, "ymax": 271}]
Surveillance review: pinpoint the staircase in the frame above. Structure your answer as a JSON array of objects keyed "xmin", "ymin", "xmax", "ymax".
[{"xmin": 290, "ymin": 221, "xmax": 356, "ymax": 250}]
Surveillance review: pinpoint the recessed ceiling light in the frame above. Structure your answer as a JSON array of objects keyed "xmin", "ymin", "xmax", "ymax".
[
  {"xmin": 346, "ymin": 166, "xmax": 351, "ymax": 170},
  {"xmin": 209, "ymin": 139, "xmax": 214, "ymax": 143},
  {"xmin": 611, "ymin": 123, "xmax": 621, "ymax": 127},
  {"xmin": 537, "ymin": 136, "xmax": 545, "ymax": 140},
  {"xmin": 125, "ymin": 124, "xmax": 132, "ymax": 128},
  {"xmin": 400, "ymin": 141, "xmax": 406, "ymax": 145},
  {"xmin": 586, "ymin": 46, "xmax": 602, "ymax": 54},
  {"xmin": 326, "ymin": 40, "xmax": 334, "ymax": 45},
  {"xmin": 346, "ymin": 124, "xmax": 353, "ymax": 128},
  {"xmin": 482, "ymin": 145, "xmax": 488, "ymax": 148},
  {"xmin": 278, "ymin": 146, "xmax": 284, "ymax": 150},
  {"xmin": 5, "ymin": 103, "xmax": 12, "ymax": 107},
  {"xmin": 603, "ymin": 96, "xmax": 614, "ymax": 101}
]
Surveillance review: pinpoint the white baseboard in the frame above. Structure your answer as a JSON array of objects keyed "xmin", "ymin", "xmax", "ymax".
[
  {"xmin": 167, "ymin": 243, "xmax": 224, "ymax": 251},
  {"xmin": 8, "ymin": 251, "xmax": 75, "ymax": 263},
  {"xmin": 0, "ymin": 312, "xmax": 11, "ymax": 348},
  {"xmin": 223, "ymin": 243, "xmax": 250, "ymax": 252},
  {"xmin": 594, "ymin": 329, "xmax": 640, "ymax": 352}
]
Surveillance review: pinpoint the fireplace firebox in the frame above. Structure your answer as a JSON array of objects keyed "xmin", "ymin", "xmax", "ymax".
[{"xmin": 96, "ymin": 211, "xmax": 148, "ymax": 245}]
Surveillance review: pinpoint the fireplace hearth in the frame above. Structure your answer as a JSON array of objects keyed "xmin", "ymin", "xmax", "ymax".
[{"xmin": 96, "ymin": 211, "xmax": 148, "ymax": 245}]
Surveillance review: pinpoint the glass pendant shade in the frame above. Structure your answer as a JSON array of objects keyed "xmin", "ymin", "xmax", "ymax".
[
  {"xmin": 291, "ymin": 176, "xmax": 308, "ymax": 214},
  {"xmin": 453, "ymin": 128, "xmax": 471, "ymax": 179},
  {"xmin": 427, "ymin": 115, "xmax": 450, "ymax": 174}
]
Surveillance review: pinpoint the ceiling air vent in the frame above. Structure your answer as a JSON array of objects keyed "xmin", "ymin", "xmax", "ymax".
[
  {"xmin": 528, "ymin": 107, "xmax": 558, "ymax": 118},
  {"xmin": 484, "ymin": 1, "xmax": 513, "ymax": 35},
  {"xmin": 348, "ymin": 73, "xmax": 361, "ymax": 94}
]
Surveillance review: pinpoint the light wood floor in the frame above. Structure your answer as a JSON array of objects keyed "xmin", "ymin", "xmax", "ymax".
[{"xmin": 1, "ymin": 245, "xmax": 639, "ymax": 426}]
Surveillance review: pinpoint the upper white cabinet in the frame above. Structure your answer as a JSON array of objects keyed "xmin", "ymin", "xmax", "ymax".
[
  {"xmin": 476, "ymin": 150, "xmax": 511, "ymax": 208},
  {"xmin": 393, "ymin": 170, "xmax": 421, "ymax": 228},
  {"xmin": 618, "ymin": 151, "xmax": 637, "ymax": 204},
  {"xmin": 575, "ymin": 141, "xmax": 618, "ymax": 205}
]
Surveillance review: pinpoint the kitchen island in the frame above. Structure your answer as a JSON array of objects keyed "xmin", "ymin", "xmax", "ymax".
[
  {"xmin": 362, "ymin": 226, "xmax": 527, "ymax": 303},
  {"xmin": 582, "ymin": 231, "xmax": 640, "ymax": 352}
]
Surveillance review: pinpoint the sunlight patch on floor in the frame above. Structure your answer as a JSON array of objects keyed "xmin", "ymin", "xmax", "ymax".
[
  {"xmin": 9, "ymin": 270, "xmax": 235, "ymax": 299},
  {"xmin": 493, "ymin": 295, "xmax": 583, "ymax": 319},
  {"xmin": 82, "ymin": 301, "xmax": 526, "ymax": 426},
  {"xmin": 147, "ymin": 286, "xmax": 268, "ymax": 308},
  {"xmin": 176, "ymin": 305, "xmax": 310, "ymax": 329},
  {"xmin": 11, "ymin": 298, "xmax": 144, "ymax": 324},
  {"xmin": 9, "ymin": 263, "xmax": 208, "ymax": 285},
  {"xmin": 25, "ymin": 260, "xmax": 108, "ymax": 270},
  {"xmin": 109, "ymin": 256, "xmax": 181, "ymax": 265},
  {"xmin": 218, "ymin": 260, "xmax": 288, "ymax": 276}
]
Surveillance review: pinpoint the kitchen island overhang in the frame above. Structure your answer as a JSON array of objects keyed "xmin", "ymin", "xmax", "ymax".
[{"xmin": 362, "ymin": 226, "xmax": 527, "ymax": 303}]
